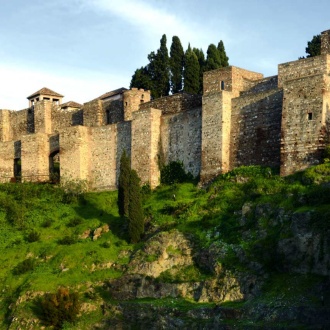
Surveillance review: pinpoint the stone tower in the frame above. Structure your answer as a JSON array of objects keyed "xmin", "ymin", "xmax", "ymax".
[
  {"xmin": 200, "ymin": 66, "xmax": 263, "ymax": 183},
  {"xmin": 279, "ymin": 29, "xmax": 330, "ymax": 175}
]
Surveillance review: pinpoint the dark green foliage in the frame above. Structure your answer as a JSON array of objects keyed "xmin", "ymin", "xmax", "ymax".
[
  {"xmin": 192, "ymin": 47, "xmax": 205, "ymax": 93},
  {"xmin": 130, "ymin": 66, "xmax": 153, "ymax": 91},
  {"xmin": 41, "ymin": 219, "xmax": 52, "ymax": 228},
  {"xmin": 0, "ymin": 193, "xmax": 26, "ymax": 228},
  {"xmin": 13, "ymin": 258, "xmax": 35, "ymax": 275},
  {"xmin": 26, "ymin": 230, "xmax": 41, "ymax": 242},
  {"xmin": 170, "ymin": 36, "xmax": 184, "ymax": 94},
  {"xmin": 128, "ymin": 170, "xmax": 144, "ymax": 243},
  {"xmin": 183, "ymin": 45, "xmax": 200, "ymax": 94},
  {"xmin": 118, "ymin": 151, "xmax": 130, "ymax": 218},
  {"xmin": 150, "ymin": 34, "xmax": 170, "ymax": 98},
  {"xmin": 39, "ymin": 287, "xmax": 80, "ymax": 329},
  {"xmin": 58, "ymin": 236, "xmax": 76, "ymax": 245},
  {"xmin": 130, "ymin": 35, "xmax": 229, "ymax": 98},
  {"xmin": 305, "ymin": 34, "xmax": 321, "ymax": 58},
  {"xmin": 160, "ymin": 161, "xmax": 194, "ymax": 185},
  {"xmin": 67, "ymin": 217, "xmax": 82, "ymax": 227},
  {"xmin": 100, "ymin": 241, "xmax": 111, "ymax": 248},
  {"xmin": 217, "ymin": 40, "xmax": 229, "ymax": 67},
  {"xmin": 205, "ymin": 44, "xmax": 221, "ymax": 71}
]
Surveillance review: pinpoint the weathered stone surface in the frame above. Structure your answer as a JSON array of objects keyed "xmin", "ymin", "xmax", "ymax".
[{"xmin": 1, "ymin": 29, "xmax": 330, "ymax": 189}]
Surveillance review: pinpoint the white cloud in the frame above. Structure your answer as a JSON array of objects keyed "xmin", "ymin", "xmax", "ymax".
[
  {"xmin": 0, "ymin": 63, "xmax": 128, "ymax": 110},
  {"xmin": 81, "ymin": 0, "xmax": 228, "ymax": 50}
]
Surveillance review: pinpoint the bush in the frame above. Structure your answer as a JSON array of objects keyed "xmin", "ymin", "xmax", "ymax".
[
  {"xmin": 39, "ymin": 287, "xmax": 80, "ymax": 329},
  {"xmin": 41, "ymin": 219, "xmax": 52, "ymax": 228},
  {"xmin": 13, "ymin": 258, "xmax": 35, "ymax": 275},
  {"xmin": 58, "ymin": 236, "xmax": 76, "ymax": 245},
  {"xmin": 26, "ymin": 230, "xmax": 41, "ymax": 242},
  {"xmin": 160, "ymin": 161, "xmax": 194, "ymax": 185},
  {"xmin": 67, "ymin": 217, "xmax": 82, "ymax": 227},
  {"xmin": 100, "ymin": 241, "xmax": 111, "ymax": 248}
]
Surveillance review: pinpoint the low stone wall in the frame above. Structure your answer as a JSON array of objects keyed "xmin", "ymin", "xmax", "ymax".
[{"xmin": 140, "ymin": 93, "xmax": 202, "ymax": 115}]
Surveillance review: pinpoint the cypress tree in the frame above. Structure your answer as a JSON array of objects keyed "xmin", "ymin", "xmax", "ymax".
[
  {"xmin": 117, "ymin": 151, "xmax": 130, "ymax": 218},
  {"xmin": 151, "ymin": 34, "xmax": 170, "ymax": 98},
  {"xmin": 205, "ymin": 44, "xmax": 221, "ymax": 71},
  {"xmin": 193, "ymin": 47, "xmax": 205, "ymax": 94},
  {"xmin": 170, "ymin": 36, "xmax": 184, "ymax": 94},
  {"xmin": 217, "ymin": 40, "xmax": 229, "ymax": 67},
  {"xmin": 183, "ymin": 45, "xmax": 200, "ymax": 94},
  {"xmin": 128, "ymin": 169, "xmax": 144, "ymax": 243}
]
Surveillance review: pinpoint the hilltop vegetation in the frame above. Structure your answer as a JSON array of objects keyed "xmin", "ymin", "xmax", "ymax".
[{"xmin": 0, "ymin": 163, "xmax": 329, "ymax": 329}]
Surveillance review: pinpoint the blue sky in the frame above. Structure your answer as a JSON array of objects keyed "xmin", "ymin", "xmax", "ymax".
[{"xmin": 1, "ymin": 0, "xmax": 329, "ymax": 110}]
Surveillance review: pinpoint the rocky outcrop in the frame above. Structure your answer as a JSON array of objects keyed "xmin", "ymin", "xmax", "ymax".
[
  {"xmin": 107, "ymin": 230, "xmax": 243, "ymax": 303},
  {"xmin": 277, "ymin": 212, "xmax": 330, "ymax": 276},
  {"xmin": 127, "ymin": 230, "xmax": 194, "ymax": 277}
]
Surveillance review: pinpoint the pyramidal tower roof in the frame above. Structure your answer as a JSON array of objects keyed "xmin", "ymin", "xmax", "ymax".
[{"xmin": 27, "ymin": 87, "xmax": 64, "ymax": 100}]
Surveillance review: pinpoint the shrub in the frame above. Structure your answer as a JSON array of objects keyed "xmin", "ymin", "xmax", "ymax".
[
  {"xmin": 13, "ymin": 258, "xmax": 35, "ymax": 275},
  {"xmin": 58, "ymin": 236, "xmax": 76, "ymax": 245},
  {"xmin": 67, "ymin": 217, "xmax": 82, "ymax": 227},
  {"xmin": 39, "ymin": 287, "xmax": 80, "ymax": 329},
  {"xmin": 41, "ymin": 219, "xmax": 52, "ymax": 228},
  {"xmin": 160, "ymin": 161, "xmax": 194, "ymax": 185},
  {"xmin": 100, "ymin": 241, "xmax": 111, "ymax": 248},
  {"xmin": 61, "ymin": 179, "xmax": 88, "ymax": 204},
  {"xmin": 26, "ymin": 230, "xmax": 41, "ymax": 242}
]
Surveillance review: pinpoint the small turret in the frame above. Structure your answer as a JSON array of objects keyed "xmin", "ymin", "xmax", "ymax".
[
  {"xmin": 123, "ymin": 88, "xmax": 151, "ymax": 121},
  {"xmin": 27, "ymin": 87, "xmax": 63, "ymax": 108}
]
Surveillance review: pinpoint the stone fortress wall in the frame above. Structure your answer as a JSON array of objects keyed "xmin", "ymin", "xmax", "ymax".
[{"xmin": 0, "ymin": 29, "xmax": 330, "ymax": 190}]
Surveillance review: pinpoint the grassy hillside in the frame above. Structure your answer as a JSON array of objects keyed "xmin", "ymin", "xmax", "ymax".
[{"xmin": 0, "ymin": 163, "xmax": 329, "ymax": 328}]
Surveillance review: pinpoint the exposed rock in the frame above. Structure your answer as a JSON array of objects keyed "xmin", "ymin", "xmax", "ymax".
[
  {"xmin": 107, "ymin": 273, "xmax": 243, "ymax": 303},
  {"xmin": 80, "ymin": 229, "xmax": 91, "ymax": 239},
  {"xmin": 278, "ymin": 211, "xmax": 330, "ymax": 276},
  {"xmin": 128, "ymin": 230, "xmax": 194, "ymax": 277},
  {"xmin": 92, "ymin": 224, "xmax": 110, "ymax": 240}
]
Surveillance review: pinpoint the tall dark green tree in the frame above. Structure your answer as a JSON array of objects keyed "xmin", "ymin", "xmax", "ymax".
[
  {"xmin": 217, "ymin": 40, "xmax": 229, "ymax": 67},
  {"xmin": 306, "ymin": 34, "xmax": 321, "ymax": 57},
  {"xmin": 152, "ymin": 34, "xmax": 170, "ymax": 98},
  {"xmin": 130, "ymin": 66, "xmax": 153, "ymax": 91},
  {"xmin": 193, "ymin": 47, "xmax": 205, "ymax": 94},
  {"xmin": 117, "ymin": 151, "xmax": 130, "ymax": 218},
  {"xmin": 183, "ymin": 45, "xmax": 200, "ymax": 94},
  {"xmin": 205, "ymin": 44, "xmax": 221, "ymax": 71},
  {"xmin": 170, "ymin": 36, "xmax": 184, "ymax": 94},
  {"xmin": 128, "ymin": 169, "xmax": 144, "ymax": 243}
]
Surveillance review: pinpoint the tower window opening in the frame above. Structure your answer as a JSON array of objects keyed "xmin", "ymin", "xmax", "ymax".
[
  {"xmin": 106, "ymin": 110, "xmax": 111, "ymax": 124},
  {"xmin": 220, "ymin": 81, "xmax": 225, "ymax": 90},
  {"xmin": 308, "ymin": 112, "xmax": 313, "ymax": 120}
]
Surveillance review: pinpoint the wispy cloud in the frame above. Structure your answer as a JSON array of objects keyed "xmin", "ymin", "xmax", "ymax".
[{"xmin": 80, "ymin": 0, "xmax": 227, "ymax": 49}]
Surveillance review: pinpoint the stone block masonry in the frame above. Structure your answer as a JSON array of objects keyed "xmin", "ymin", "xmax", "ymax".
[{"xmin": 0, "ymin": 29, "xmax": 330, "ymax": 189}]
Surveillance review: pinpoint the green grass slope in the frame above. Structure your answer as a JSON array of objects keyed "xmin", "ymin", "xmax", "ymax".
[{"xmin": 0, "ymin": 163, "xmax": 329, "ymax": 328}]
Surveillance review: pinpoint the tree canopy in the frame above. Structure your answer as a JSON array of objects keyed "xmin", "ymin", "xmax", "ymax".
[
  {"xmin": 117, "ymin": 151, "xmax": 144, "ymax": 243},
  {"xmin": 300, "ymin": 34, "xmax": 321, "ymax": 58},
  {"xmin": 130, "ymin": 35, "xmax": 229, "ymax": 97},
  {"xmin": 183, "ymin": 45, "xmax": 200, "ymax": 94},
  {"xmin": 170, "ymin": 36, "xmax": 184, "ymax": 94}
]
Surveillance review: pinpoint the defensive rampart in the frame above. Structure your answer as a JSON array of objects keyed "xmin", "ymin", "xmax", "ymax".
[{"xmin": 0, "ymin": 29, "xmax": 330, "ymax": 189}]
